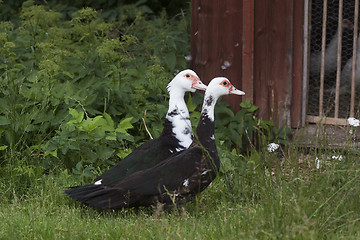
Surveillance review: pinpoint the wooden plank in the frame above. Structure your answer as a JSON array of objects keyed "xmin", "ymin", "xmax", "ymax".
[
  {"xmin": 190, "ymin": 0, "xmax": 244, "ymax": 111},
  {"xmin": 241, "ymin": 0, "xmax": 254, "ymax": 104},
  {"xmin": 253, "ymin": 0, "xmax": 271, "ymax": 122},
  {"xmin": 334, "ymin": 0, "xmax": 344, "ymax": 118},
  {"xmin": 306, "ymin": 115, "xmax": 348, "ymax": 125},
  {"xmin": 190, "ymin": 0, "xmax": 199, "ymax": 73},
  {"xmin": 191, "ymin": 0, "xmax": 219, "ymax": 79},
  {"xmin": 319, "ymin": 0, "xmax": 328, "ymax": 116},
  {"xmin": 220, "ymin": 0, "xmax": 244, "ymax": 111},
  {"xmin": 293, "ymin": 124, "xmax": 360, "ymax": 151},
  {"xmin": 350, "ymin": 0, "xmax": 359, "ymax": 117},
  {"xmin": 291, "ymin": 0, "xmax": 304, "ymax": 128},
  {"xmin": 302, "ymin": 0, "xmax": 310, "ymax": 127},
  {"xmin": 254, "ymin": 0, "xmax": 294, "ymax": 128}
]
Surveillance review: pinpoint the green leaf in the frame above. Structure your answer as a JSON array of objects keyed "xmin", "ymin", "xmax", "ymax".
[
  {"xmin": 105, "ymin": 70, "xmax": 113, "ymax": 78},
  {"xmin": 44, "ymin": 149, "xmax": 58, "ymax": 158},
  {"xmin": 248, "ymin": 105, "xmax": 259, "ymax": 113},
  {"xmin": 186, "ymin": 94, "xmax": 197, "ymax": 112},
  {"xmin": 0, "ymin": 145, "xmax": 8, "ymax": 151},
  {"xmin": 218, "ymin": 107, "xmax": 235, "ymax": 118},
  {"xmin": 240, "ymin": 100, "xmax": 252, "ymax": 109},
  {"xmin": 27, "ymin": 71, "xmax": 39, "ymax": 83},
  {"xmin": 164, "ymin": 52, "xmax": 176, "ymax": 71},
  {"xmin": 116, "ymin": 117, "xmax": 134, "ymax": 135},
  {"xmin": 105, "ymin": 135, "xmax": 117, "ymax": 141},
  {"xmin": 62, "ymin": 71, "xmax": 74, "ymax": 79},
  {"xmin": 0, "ymin": 116, "xmax": 10, "ymax": 126},
  {"xmin": 116, "ymin": 149, "xmax": 132, "ymax": 159},
  {"xmin": 103, "ymin": 112, "xmax": 115, "ymax": 130},
  {"xmin": 126, "ymin": 68, "xmax": 140, "ymax": 77},
  {"xmin": 75, "ymin": 161, "xmax": 83, "ymax": 171},
  {"xmin": 68, "ymin": 108, "xmax": 84, "ymax": 123}
]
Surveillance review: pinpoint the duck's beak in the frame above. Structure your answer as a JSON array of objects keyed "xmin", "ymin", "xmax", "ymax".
[
  {"xmin": 229, "ymin": 85, "xmax": 245, "ymax": 95},
  {"xmin": 191, "ymin": 78, "xmax": 207, "ymax": 91}
]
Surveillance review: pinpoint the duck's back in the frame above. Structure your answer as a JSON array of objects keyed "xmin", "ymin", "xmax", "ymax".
[{"xmin": 94, "ymin": 135, "xmax": 182, "ymax": 185}]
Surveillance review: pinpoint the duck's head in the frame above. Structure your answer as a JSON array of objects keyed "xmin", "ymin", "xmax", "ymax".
[
  {"xmin": 206, "ymin": 77, "xmax": 245, "ymax": 99},
  {"xmin": 167, "ymin": 69, "xmax": 207, "ymax": 93}
]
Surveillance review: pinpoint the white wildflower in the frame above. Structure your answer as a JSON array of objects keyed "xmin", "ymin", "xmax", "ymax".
[
  {"xmin": 348, "ymin": 117, "xmax": 360, "ymax": 127},
  {"xmin": 267, "ymin": 143, "xmax": 279, "ymax": 153},
  {"xmin": 331, "ymin": 155, "xmax": 343, "ymax": 161},
  {"xmin": 316, "ymin": 157, "xmax": 320, "ymax": 169}
]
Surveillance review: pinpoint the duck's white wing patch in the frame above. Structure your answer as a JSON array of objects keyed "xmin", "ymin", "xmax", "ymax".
[
  {"xmin": 183, "ymin": 179, "xmax": 189, "ymax": 187},
  {"xmin": 175, "ymin": 147, "xmax": 183, "ymax": 152},
  {"xmin": 94, "ymin": 179, "xmax": 102, "ymax": 185}
]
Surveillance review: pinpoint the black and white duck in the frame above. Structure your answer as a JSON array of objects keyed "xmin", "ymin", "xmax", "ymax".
[
  {"xmin": 65, "ymin": 77, "xmax": 244, "ymax": 209},
  {"xmin": 91, "ymin": 69, "xmax": 206, "ymax": 186}
]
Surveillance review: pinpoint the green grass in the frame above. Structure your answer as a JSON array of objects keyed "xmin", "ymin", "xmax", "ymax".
[{"xmin": 1, "ymin": 146, "xmax": 360, "ymax": 239}]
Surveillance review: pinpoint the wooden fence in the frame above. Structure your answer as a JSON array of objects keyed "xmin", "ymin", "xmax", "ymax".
[{"xmin": 190, "ymin": 0, "xmax": 305, "ymax": 128}]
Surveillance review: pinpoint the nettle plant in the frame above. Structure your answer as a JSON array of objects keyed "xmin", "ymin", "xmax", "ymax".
[
  {"xmin": 0, "ymin": 0, "xmax": 191, "ymax": 183},
  {"xmin": 214, "ymin": 100, "xmax": 290, "ymax": 174},
  {"xmin": 215, "ymin": 100, "xmax": 289, "ymax": 151}
]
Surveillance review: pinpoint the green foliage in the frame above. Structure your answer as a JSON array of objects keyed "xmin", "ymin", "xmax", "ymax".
[
  {"xmin": 38, "ymin": 108, "xmax": 134, "ymax": 174},
  {"xmin": 0, "ymin": 0, "xmax": 191, "ymax": 194},
  {"xmin": 213, "ymin": 99, "xmax": 290, "ymax": 174},
  {"xmin": 215, "ymin": 100, "xmax": 290, "ymax": 153},
  {"xmin": 0, "ymin": 0, "xmax": 190, "ymax": 22}
]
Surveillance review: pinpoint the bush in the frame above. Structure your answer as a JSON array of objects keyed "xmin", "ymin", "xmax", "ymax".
[{"xmin": 0, "ymin": 0, "xmax": 191, "ymax": 196}]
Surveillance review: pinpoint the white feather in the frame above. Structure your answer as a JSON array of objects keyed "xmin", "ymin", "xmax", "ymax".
[
  {"xmin": 183, "ymin": 179, "xmax": 189, "ymax": 187},
  {"xmin": 94, "ymin": 179, "xmax": 102, "ymax": 185}
]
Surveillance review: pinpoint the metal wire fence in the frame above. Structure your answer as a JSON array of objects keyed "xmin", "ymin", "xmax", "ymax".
[{"xmin": 308, "ymin": 0, "xmax": 360, "ymax": 124}]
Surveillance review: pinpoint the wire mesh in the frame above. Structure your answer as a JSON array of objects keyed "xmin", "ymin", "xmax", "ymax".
[{"xmin": 308, "ymin": 0, "xmax": 360, "ymax": 121}]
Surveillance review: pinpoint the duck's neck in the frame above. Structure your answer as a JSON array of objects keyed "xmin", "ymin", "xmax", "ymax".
[
  {"xmin": 196, "ymin": 92, "xmax": 219, "ymax": 169},
  {"xmin": 161, "ymin": 90, "xmax": 192, "ymax": 149}
]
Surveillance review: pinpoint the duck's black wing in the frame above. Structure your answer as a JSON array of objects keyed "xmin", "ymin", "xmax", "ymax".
[
  {"xmin": 94, "ymin": 136, "xmax": 181, "ymax": 185},
  {"xmin": 65, "ymin": 143, "xmax": 218, "ymax": 209}
]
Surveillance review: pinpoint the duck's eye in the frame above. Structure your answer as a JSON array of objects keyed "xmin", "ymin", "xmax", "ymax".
[
  {"xmin": 185, "ymin": 74, "xmax": 191, "ymax": 78},
  {"xmin": 222, "ymin": 81, "xmax": 228, "ymax": 86}
]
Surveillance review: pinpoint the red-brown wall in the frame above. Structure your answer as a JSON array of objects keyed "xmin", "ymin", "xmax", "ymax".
[{"xmin": 191, "ymin": 0, "xmax": 304, "ymax": 128}]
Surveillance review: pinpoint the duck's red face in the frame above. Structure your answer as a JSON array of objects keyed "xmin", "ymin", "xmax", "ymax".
[
  {"xmin": 185, "ymin": 73, "xmax": 207, "ymax": 91},
  {"xmin": 219, "ymin": 79, "xmax": 245, "ymax": 95}
]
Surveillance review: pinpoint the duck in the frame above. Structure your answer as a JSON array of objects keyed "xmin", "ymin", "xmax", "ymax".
[
  {"xmin": 90, "ymin": 69, "xmax": 207, "ymax": 186},
  {"xmin": 310, "ymin": 19, "xmax": 353, "ymax": 78},
  {"xmin": 339, "ymin": 32, "xmax": 360, "ymax": 94},
  {"xmin": 65, "ymin": 77, "xmax": 245, "ymax": 209}
]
